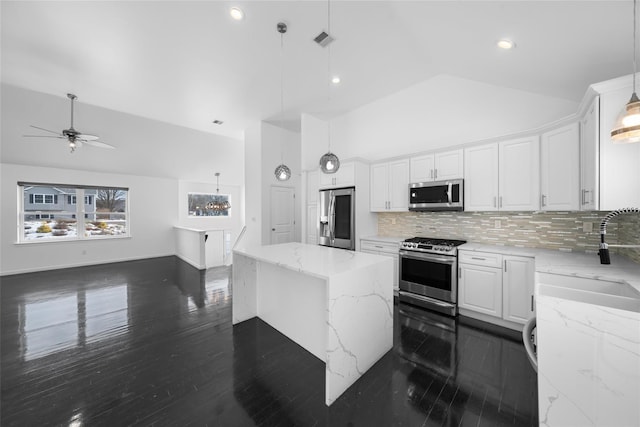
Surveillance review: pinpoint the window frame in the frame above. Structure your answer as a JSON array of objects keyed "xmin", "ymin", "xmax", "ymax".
[
  {"xmin": 187, "ymin": 192, "xmax": 232, "ymax": 217},
  {"xmin": 18, "ymin": 182, "xmax": 130, "ymax": 244}
]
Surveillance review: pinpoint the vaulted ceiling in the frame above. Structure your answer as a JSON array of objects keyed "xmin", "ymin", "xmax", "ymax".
[{"xmin": 1, "ymin": 1, "xmax": 635, "ymax": 139}]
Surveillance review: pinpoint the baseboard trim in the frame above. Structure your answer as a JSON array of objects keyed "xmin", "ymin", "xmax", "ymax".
[
  {"xmin": 0, "ymin": 253, "xmax": 176, "ymax": 277},
  {"xmin": 174, "ymin": 254, "xmax": 206, "ymax": 270}
]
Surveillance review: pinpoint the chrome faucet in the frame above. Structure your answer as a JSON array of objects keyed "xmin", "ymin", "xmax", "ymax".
[{"xmin": 599, "ymin": 207, "xmax": 640, "ymax": 264}]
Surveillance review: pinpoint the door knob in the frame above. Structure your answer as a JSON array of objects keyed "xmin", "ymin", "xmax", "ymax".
[{"xmin": 272, "ymin": 228, "xmax": 275, "ymax": 231}]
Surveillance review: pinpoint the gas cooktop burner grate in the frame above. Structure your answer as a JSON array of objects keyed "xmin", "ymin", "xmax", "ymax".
[{"xmin": 400, "ymin": 237, "xmax": 467, "ymax": 254}]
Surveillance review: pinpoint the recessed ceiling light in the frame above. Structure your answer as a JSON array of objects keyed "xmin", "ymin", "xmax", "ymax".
[
  {"xmin": 497, "ymin": 39, "xmax": 515, "ymax": 50},
  {"xmin": 230, "ymin": 7, "xmax": 244, "ymax": 21},
  {"xmin": 331, "ymin": 76, "xmax": 341, "ymax": 84},
  {"xmin": 213, "ymin": 120, "xmax": 224, "ymax": 125}
]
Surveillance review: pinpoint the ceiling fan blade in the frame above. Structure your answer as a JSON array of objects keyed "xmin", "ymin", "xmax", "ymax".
[
  {"xmin": 23, "ymin": 134, "xmax": 65, "ymax": 138},
  {"xmin": 81, "ymin": 139, "xmax": 115, "ymax": 149},
  {"xmin": 77, "ymin": 133, "xmax": 100, "ymax": 141},
  {"xmin": 29, "ymin": 125, "xmax": 62, "ymax": 135}
]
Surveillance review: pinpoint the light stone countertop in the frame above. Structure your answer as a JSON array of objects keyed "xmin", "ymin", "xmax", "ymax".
[
  {"xmin": 459, "ymin": 242, "xmax": 640, "ymax": 293},
  {"xmin": 360, "ymin": 235, "xmax": 405, "ymax": 244},
  {"xmin": 234, "ymin": 242, "xmax": 393, "ymax": 281}
]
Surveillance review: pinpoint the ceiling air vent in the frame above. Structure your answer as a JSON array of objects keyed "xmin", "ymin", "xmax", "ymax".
[{"xmin": 314, "ymin": 31, "xmax": 334, "ymax": 47}]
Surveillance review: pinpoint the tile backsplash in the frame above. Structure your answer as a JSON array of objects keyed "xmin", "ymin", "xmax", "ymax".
[{"xmin": 377, "ymin": 211, "xmax": 640, "ymax": 264}]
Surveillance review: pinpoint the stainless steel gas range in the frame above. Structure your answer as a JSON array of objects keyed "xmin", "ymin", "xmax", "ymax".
[{"xmin": 398, "ymin": 237, "xmax": 466, "ymax": 316}]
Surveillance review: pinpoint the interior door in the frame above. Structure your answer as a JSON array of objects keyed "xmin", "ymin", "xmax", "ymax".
[{"xmin": 270, "ymin": 186, "xmax": 295, "ymax": 244}]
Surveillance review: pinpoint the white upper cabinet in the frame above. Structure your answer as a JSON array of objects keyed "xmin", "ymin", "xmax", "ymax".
[
  {"xmin": 465, "ymin": 137, "xmax": 539, "ymax": 211},
  {"xmin": 499, "ymin": 136, "xmax": 540, "ymax": 211},
  {"xmin": 370, "ymin": 163, "xmax": 389, "ymax": 211},
  {"xmin": 540, "ymin": 123, "xmax": 580, "ymax": 211},
  {"xmin": 319, "ymin": 161, "xmax": 356, "ymax": 189},
  {"xmin": 370, "ymin": 159, "xmax": 410, "ymax": 212},
  {"xmin": 409, "ymin": 155, "xmax": 435, "ymax": 183},
  {"xmin": 410, "ymin": 149, "xmax": 463, "ymax": 183},
  {"xmin": 464, "ymin": 143, "xmax": 500, "ymax": 211},
  {"xmin": 435, "ymin": 149, "xmax": 464, "ymax": 181},
  {"xmin": 580, "ymin": 96, "xmax": 600, "ymax": 210}
]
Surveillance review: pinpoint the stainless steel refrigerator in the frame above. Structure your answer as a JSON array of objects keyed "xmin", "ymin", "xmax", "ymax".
[{"xmin": 318, "ymin": 187, "xmax": 355, "ymax": 250}]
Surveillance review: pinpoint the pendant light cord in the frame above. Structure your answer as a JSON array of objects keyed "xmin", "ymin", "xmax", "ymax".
[
  {"xmin": 634, "ymin": 0, "xmax": 637, "ymax": 92},
  {"xmin": 327, "ymin": 0, "xmax": 332, "ymax": 153},
  {"xmin": 280, "ymin": 28, "xmax": 285, "ymax": 164}
]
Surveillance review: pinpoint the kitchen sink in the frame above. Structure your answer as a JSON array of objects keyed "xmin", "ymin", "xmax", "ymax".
[{"xmin": 536, "ymin": 272, "xmax": 640, "ymax": 313}]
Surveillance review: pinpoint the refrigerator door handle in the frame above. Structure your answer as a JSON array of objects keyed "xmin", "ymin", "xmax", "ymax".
[{"xmin": 329, "ymin": 192, "xmax": 335, "ymax": 242}]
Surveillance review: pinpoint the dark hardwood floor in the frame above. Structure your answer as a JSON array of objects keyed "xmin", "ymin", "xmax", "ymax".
[{"xmin": 1, "ymin": 256, "xmax": 538, "ymax": 426}]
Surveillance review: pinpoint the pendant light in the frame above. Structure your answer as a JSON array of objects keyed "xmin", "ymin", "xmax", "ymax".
[
  {"xmin": 319, "ymin": 0, "xmax": 341, "ymax": 174},
  {"xmin": 274, "ymin": 22, "xmax": 292, "ymax": 181},
  {"xmin": 206, "ymin": 172, "xmax": 231, "ymax": 213},
  {"xmin": 611, "ymin": 0, "xmax": 640, "ymax": 143}
]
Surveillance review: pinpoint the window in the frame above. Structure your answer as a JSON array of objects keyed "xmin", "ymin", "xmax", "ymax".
[
  {"xmin": 29, "ymin": 194, "xmax": 58, "ymax": 204},
  {"xmin": 187, "ymin": 193, "xmax": 231, "ymax": 217},
  {"xmin": 19, "ymin": 183, "xmax": 129, "ymax": 243}
]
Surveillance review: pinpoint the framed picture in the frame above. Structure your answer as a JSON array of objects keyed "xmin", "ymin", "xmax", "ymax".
[{"xmin": 188, "ymin": 193, "xmax": 231, "ymax": 217}]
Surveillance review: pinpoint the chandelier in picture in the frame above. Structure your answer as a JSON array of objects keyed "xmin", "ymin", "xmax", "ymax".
[{"xmin": 207, "ymin": 172, "xmax": 231, "ymax": 213}]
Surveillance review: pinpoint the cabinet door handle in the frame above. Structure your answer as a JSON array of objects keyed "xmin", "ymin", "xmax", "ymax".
[
  {"xmin": 434, "ymin": 169, "xmax": 438, "ymax": 179},
  {"xmin": 375, "ymin": 245, "xmax": 383, "ymax": 249},
  {"xmin": 430, "ymin": 169, "xmax": 434, "ymax": 179},
  {"xmin": 471, "ymin": 257, "xmax": 486, "ymax": 261},
  {"xmin": 504, "ymin": 260, "xmax": 507, "ymax": 272},
  {"xmin": 493, "ymin": 196, "xmax": 497, "ymax": 208},
  {"xmin": 531, "ymin": 295, "xmax": 534, "ymax": 311},
  {"xmin": 541, "ymin": 194, "xmax": 547, "ymax": 207},
  {"xmin": 458, "ymin": 267, "xmax": 462, "ymax": 279},
  {"xmin": 499, "ymin": 196, "xmax": 503, "ymax": 208}
]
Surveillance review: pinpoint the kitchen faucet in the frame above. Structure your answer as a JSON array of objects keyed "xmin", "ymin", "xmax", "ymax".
[{"xmin": 598, "ymin": 207, "xmax": 640, "ymax": 264}]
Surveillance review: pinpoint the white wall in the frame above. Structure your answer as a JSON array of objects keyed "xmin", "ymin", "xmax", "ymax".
[
  {"xmin": 260, "ymin": 122, "xmax": 302, "ymax": 245},
  {"xmin": 0, "ymin": 163, "xmax": 178, "ymax": 275},
  {"xmin": 242, "ymin": 123, "xmax": 263, "ymax": 248},
  {"xmin": 301, "ymin": 114, "xmax": 328, "ymax": 172},
  {"xmin": 302, "ymin": 74, "xmax": 579, "ymax": 166}
]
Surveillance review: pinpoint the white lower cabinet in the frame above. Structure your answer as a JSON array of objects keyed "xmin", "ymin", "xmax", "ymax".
[
  {"xmin": 458, "ymin": 250, "xmax": 534, "ymax": 330},
  {"xmin": 458, "ymin": 263, "xmax": 503, "ymax": 317},
  {"xmin": 360, "ymin": 238, "xmax": 400, "ymax": 292},
  {"xmin": 502, "ymin": 255, "xmax": 535, "ymax": 324}
]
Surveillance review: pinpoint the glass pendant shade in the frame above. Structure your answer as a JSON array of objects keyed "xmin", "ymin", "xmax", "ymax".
[
  {"xmin": 320, "ymin": 151, "xmax": 340, "ymax": 174},
  {"xmin": 274, "ymin": 163, "xmax": 291, "ymax": 181},
  {"xmin": 611, "ymin": 92, "xmax": 640, "ymax": 143}
]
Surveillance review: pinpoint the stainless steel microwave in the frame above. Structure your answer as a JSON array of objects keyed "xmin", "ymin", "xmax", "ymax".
[{"xmin": 408, "ymin": 179, "xmax": 464, "ymax": 211}]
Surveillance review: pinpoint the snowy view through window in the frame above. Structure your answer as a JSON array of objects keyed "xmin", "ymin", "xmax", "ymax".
[
  {"xmin": 21, "ymin": 184, "xmax": 129, "ymax": 242},
  {"xmin": 188, "ymin": 193, "xmax": 231, "ymax": 217}
]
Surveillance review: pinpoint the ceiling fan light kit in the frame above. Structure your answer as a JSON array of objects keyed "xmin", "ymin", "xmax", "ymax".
[{"xmin": 611, "ymin": 0, "xmax": 640, "ymax": 143}]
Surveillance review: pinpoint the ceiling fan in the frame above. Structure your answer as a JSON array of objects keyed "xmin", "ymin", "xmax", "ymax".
[{"xmin": 24, "ymin": 93, "xmax": 115, "ymax": 153}]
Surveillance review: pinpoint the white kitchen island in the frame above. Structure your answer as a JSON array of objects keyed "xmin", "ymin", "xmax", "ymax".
[{"xmin": 232, "ymin": 242, "xmax": 394, "ymax": 406}]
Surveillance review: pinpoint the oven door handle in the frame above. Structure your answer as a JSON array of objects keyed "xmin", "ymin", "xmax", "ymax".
[
  {"xmin": 447, "ymin": 182, "xmax": 452, "ymax": 205},
  {"xmin": 399, "ymin": 251, "xmax": 456, "ymax": 264}
]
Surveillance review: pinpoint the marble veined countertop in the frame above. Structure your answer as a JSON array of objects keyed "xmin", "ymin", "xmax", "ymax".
[
  {"xmin": 360, "ymin": 235, "xmax": 405, "ymax": 243},
  {"xmin": 459, "ymin": 243, "xmax": 640, "ymax": 293},
  {"xmin": 234, "ymin": 242, "xmax": 392, "ymax": 281}
]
